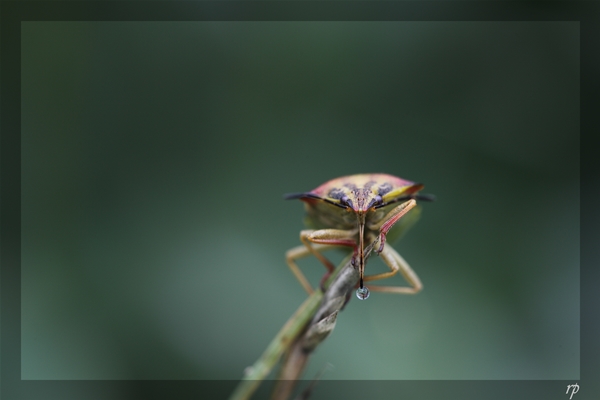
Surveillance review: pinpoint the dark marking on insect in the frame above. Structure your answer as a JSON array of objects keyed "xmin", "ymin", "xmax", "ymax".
[
  {"xmin": 328, "ymin": 188, "xmax": 346, "ymax": 200},
  {"xmin": 377, "ymin": 182, "xmax": 392, "ymax": 196},
  {"xmin": 363, "ymin": 180, "xmax": 376, "ymax": 191}
]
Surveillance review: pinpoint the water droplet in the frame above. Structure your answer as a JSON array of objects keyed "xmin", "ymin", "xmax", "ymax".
[{"xmin": 356, "ymin": 287, "xmax": 370, "ymax": 300}]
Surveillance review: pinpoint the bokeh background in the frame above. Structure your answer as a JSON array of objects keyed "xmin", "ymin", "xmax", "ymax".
[{"xmin": 21, "ymin": 20, "xmax": 579, "ymax": 389}]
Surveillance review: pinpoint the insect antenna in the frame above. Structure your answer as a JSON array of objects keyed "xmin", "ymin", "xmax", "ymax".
[
  {"xmin": 415, "ymin": 193, "xmax": 436, "ymax": 202},
  {"xmin": 283, "ymin": 192, "xmax": 320, "ymax": 200}
]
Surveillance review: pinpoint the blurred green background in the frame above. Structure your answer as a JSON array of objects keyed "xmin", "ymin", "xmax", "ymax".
[{"xmin": 21, "ymin": 21, "xmax": 579, "ymax": 386}]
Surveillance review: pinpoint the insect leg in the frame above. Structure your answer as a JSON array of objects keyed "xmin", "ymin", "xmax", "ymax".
[
  {"xmin": 362, "ymin": 243, "xmax": 422, "ymax": 294},
  {"xmin": 286, "ymin": 229, "xmax": 356, "ymax": 294},
  {"xmin": 286, "ymin": 243, "xmax": 337, "ymax": 295},
  {"xmin": 368, "ymin": 199, "xmax": 417, "ymax": 254}
]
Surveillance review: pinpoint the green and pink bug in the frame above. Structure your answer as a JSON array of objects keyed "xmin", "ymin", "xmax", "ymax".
[{"xmin": 285, "ymin": 173, "xmax": 433, "ymax": 300}]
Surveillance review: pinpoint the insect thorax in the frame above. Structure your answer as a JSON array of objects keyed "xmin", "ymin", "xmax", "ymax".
[
  {"xmin": 303, "ymin": 201, "xmax": 356, "ymax": 230},
  {"xmin": 303, "ymin": 201, "xmax": 422, "ymax": 245}
]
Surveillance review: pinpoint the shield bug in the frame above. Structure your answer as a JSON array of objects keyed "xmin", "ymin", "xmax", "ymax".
[{"xmin": 284, "ymin": 173, "xmax": 433, "ymax": 300}]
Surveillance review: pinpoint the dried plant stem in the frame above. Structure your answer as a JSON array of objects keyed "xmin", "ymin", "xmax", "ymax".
[
  {"xmin": 228, "ymin": 290, "xmax": 323, "ymax": 400},
  {"xmin": 230, "ymin": 244, "xmax": 374, "ymax": 400},
  {"xmin": 270, "ymin": 255, "xmax": 359, "ymax": 400}
]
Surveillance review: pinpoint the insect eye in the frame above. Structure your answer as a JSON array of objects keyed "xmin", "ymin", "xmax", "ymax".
[
  {"xmin": 369, "ymin": 195, "xmax": 385, "ymax": 208},
  {"xmin": 340, "ymin": 196, "xmax": 353, "ymax": 208},
  {"xmin": 371, "ymin": 195, "xmax": 384, "ymax": 208}
]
